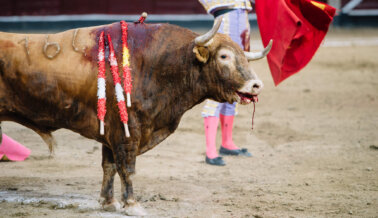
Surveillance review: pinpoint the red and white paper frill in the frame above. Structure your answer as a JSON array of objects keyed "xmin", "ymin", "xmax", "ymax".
[
  {"xmin": 121, "ymin": 20, "xmax": 132, "ymax": 107},
  {"xmin": 97, "ymin": 31, "xmax": 106, "ymax": 135},
  {"xmin": 107, "ymin": 34, "xmax": 130, "ymax": 137}
]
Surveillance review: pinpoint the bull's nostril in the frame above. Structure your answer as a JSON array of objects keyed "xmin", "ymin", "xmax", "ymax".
[{"xmin": 253, "ymin": 84, "xmax": 260, "ymax": 89}]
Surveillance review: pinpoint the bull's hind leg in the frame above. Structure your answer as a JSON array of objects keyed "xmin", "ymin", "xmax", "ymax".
[
  {"xmin": 100, "ymin": 144, "xmax": 121, "ymax": 211},
  {"xmin": 113, "ymin": 143, "xmax": 147, "ymax": 216}
]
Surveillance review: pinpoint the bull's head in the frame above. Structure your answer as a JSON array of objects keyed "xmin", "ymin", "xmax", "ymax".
[{"xmin": 193, "ymin": 16, "xmax": 272, "ymax": 105}]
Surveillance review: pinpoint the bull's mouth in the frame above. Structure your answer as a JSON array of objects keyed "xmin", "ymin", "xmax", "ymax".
[{"xmin": 236, "ymin": 91, "xmax": 258, "ymax": 105}]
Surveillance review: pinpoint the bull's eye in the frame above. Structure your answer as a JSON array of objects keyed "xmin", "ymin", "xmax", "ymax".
[{"xmin": 217, "ymin": 48, "xmax": 234, "ymax": 64}]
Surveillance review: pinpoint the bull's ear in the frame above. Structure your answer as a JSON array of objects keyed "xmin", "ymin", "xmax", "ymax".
[{"xmin": 193, "ymin": 46, "xmax": 209, "ymax": 63}]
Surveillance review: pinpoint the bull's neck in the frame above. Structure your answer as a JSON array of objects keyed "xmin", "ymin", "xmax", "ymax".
[
  {"xmin": 135, "ymin": 43, "xmax": 208, "ymax": 123},
  {"xmin": 154, "ymin": 43, "xmax": 207, "ymax": 113},
  {"xmin": 126, "ymin": 23, "xmax": 209, "ymax": 121}
]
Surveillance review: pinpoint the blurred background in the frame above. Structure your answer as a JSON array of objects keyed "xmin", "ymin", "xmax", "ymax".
[{"xmin": 0, "ymin": 0, "xmax": 377, "ymax": 31}]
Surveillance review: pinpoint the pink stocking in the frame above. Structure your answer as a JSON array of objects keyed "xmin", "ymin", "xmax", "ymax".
[
  {"xmin": 204, "ymin": 116, "xmax": 219, "ymax": 159},
  {"xmin": 220, "ymin": 114, "xmax": 239, "ymax": 150}
]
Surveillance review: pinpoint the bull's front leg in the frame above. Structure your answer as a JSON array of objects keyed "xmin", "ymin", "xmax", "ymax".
[
  {"xmin": 113, "ymin": 141, "xmax": 147, "ymax": 216},
  {"xmin": 100, "ymin": 144, "xmax": 121, "ymax": 211}
]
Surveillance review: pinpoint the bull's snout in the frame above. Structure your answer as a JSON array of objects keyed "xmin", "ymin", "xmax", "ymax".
[
  {"xmin": 236, "ymin": 78, "xmax": 264, "ymax": 104},
  {"xmin": 251, "ymin": 79, "xmax": 263, "ymax": 95},
  {"xmin": 236, "ymin": 65, "xmax": 263, "ymax": 104}
]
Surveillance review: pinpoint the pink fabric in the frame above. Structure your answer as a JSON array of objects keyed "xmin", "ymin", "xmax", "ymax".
[
  {"xmin": 0, "ymin": 134, "xmax": 30, "ymax": 161},
  {"xmin": 220, "ymin": 115, "xmax": 239, "ymax": 150},
  {"xmin": 204, "ymin": 116, "xmax": 219, "ymax": 159}
]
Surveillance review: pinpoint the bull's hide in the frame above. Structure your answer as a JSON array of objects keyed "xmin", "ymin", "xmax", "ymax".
[{"xmin": 0, "ymin": 19, "xmax": 263, "ymax": 215}]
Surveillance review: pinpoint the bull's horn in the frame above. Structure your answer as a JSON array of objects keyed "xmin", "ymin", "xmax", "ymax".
[
  {"xmin": 245, "ymin": 39, "xmax": 273, "ymax": 61},
  {"xmin": 194, "ymin": 16, "xmax": 223, "ymax": 46}
]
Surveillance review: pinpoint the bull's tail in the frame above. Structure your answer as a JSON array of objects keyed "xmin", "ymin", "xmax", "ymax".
[{"xmin": 36, "ymin": 131, "xmax": 57, "ymax": 156}]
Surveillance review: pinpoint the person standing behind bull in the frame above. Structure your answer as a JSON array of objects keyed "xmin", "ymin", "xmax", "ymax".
[{"xmin": 198, "ymin": 0, "xmax": 253, "ymax": 166}]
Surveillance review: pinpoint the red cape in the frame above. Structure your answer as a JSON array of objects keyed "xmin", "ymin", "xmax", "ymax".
[{"xmin": 255, "ymin": 0, "xmax": 336, "ymax": 85}]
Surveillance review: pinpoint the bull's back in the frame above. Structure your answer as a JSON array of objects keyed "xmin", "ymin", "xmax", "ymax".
[
  {"xmin": 0, "ymin": 28, "xmax": 98, "ymax": 95},
  {"xmin": 0, "ymin": 28, "xmax": 100, "ymax": 134}
]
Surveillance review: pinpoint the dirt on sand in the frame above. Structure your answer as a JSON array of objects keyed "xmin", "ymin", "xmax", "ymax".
[{"xmin": 0, "ymin": 28, "xmax": 377, "ymax": 218}]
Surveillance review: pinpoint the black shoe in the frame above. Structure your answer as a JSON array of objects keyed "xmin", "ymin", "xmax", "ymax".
[
  {"xmin": 219, "ymin": 146, "xmax": 252, "ymax": 157},
  {"xmin": 205, "ymin": 156, "xmax": 226, "ymax": 166}
]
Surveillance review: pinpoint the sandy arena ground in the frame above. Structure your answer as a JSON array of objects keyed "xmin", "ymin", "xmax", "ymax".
[{"xmin": 0, "ymin": 27, "xmax": 377, "ymax": 218}]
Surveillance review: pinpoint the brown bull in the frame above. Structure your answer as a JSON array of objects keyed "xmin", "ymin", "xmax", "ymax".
[{"xmin": 0, "ymin": 17, "xmax": 271, "ymax": 215}]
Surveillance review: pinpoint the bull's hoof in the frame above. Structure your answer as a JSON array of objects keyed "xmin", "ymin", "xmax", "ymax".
[
  {"xmin": 123, "ymin": 203, "xmax": 147, "ymax": 216},
  {"xmin": 99, "ymin": 197, "xmax": 121, "ymax": 212}
]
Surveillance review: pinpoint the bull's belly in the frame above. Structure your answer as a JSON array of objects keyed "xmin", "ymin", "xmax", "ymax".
[{"xmin": 138, "ymin": 127, "xmax": 174, "ymax": 155}]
